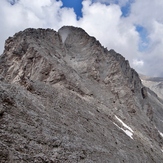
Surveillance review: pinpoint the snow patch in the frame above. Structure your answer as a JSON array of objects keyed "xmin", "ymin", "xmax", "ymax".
[
  {"xmin": 124, "ymin": 130, "xmax": 133, "ymax": 139},
  {"xmin": 158, "ymin": 130, "xmax": 163, "ymax": 138},
  {"xmin": 88, "ymin": 111, "xmax": 95, "ymax": 116},
  {"xmin": 59, "ymin": 28, "xmax": 71, "ymax": 43},
  {"xmin": 113, "ymin": 122, "xmax": 133, "ymax": 139},
  {"xmin": 115, "ymin": 115, "xmax": 133, "ymax": 132},
  {"xmin": 114, "ymin": 115, "xmax": 134, "ymax": 139}
]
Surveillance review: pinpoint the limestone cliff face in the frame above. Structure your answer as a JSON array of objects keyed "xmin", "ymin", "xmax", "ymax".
[{"xmin": 0, "ymin": 26, "xmax": 163, "ymax": 162}]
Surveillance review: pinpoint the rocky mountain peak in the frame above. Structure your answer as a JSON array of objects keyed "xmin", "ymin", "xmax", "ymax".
[
  {"xmin": 1, "ymin": 26, "xmax": 142, "ymax": 97},
  {"xmin": 0, "ymin": 26, "xmax": 163, "ymax": 162}
]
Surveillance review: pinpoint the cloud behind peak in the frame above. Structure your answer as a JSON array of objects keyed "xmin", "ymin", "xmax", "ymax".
[{"xmin": 0, "ymin": 0, "xmax": 163, "ymax": 77}]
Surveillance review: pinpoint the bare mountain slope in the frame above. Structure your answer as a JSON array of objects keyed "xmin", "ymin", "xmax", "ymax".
[
  {"xmin": 0, "ymin": 26, "xmax": 163, "ymax": 162},
  {"xmin": 140, "ymin": 74, "xmax": 163, "ymax": 100}
]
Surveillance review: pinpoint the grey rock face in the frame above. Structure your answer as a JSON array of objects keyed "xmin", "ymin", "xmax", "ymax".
[
  {"xmin": 0, "ymin": 26, "xmax": 163, "ymax": 162},
  {"xmin": 140, "ymin": 74, "xmax": 163, "ymax": 100}
]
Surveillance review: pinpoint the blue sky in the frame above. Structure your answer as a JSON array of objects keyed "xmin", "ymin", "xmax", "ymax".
[
  {"xmin": 135, "ymin": 25, "xmax": 149, "ymax": 51},
  {"xmin": 61, "ymin": 0, "xmax": 132, "ymax": 18},
  {"xmin": 0, "ymin": 0, "xmax": 163, "ymax": 77},
  {"xmin": 121, "ymin": 1, "xmax": 131, "ymax": 17},
  {"xmin": 61, "ymin": 0, "xmax": 83, "ymax": 19}
]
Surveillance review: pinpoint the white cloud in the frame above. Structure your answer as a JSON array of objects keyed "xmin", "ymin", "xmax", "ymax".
[
  {"xmin": 127, "ymin": 0, "xmax": 163, "ymax": 76},
  {"xmin": 133, "ymin": 59, "xmax": 144, "ymax": 67},
  {"xmin": 92, "ymin": 0, "xmax": 130, "ymax": 6},
  {"xmin": 79, "ymin": 0, "xmax": 140, "ymax": 67},
  {"xmin": 0, "ymin": 0, "xmax": 163, "ymax": 77},
  {"xmin": 0, "ymin": 0, "xmax": 77, "ymax": 53}
]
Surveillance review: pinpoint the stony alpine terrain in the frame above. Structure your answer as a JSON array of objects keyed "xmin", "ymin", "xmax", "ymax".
[
  {"xmin": 0, "ymin": 26, "xmax": 163, "ymax": 162},
  {"xmin": 140, "ymin": 74, "xmax": 163, "ymax": 100}
]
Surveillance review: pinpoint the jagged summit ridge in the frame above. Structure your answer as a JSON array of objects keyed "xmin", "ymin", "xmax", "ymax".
[
  {"xmin": 1, "ymin": 26, "xmax": 142, "ymax": 95},
  {"xmin": 0, "ymin": 26, "xmax": 163, "ymax": 162}
]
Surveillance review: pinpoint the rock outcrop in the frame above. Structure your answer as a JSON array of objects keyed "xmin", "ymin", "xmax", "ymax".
[
  {"xmin": 140, "ymin": 74, "xmax": 163, "ymax": 100},
  {"xmin": 0, "ymin": 26, "xmax": 163, "ymax": 162}
]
